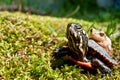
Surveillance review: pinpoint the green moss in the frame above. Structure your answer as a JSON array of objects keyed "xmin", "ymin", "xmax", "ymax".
[{"xmin": 0, "ymin": 11, "xmax": 119, "ymax": 79}]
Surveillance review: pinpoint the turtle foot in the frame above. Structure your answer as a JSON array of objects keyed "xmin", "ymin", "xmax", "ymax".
[{"xmin": 91, "ymin": 58, "xmax": 112, "ymax": 75}]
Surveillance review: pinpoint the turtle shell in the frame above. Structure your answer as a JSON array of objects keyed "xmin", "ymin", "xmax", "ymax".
[{"xmin": 87, "ymin": 39, "xmax": 118, "ymax": 67}]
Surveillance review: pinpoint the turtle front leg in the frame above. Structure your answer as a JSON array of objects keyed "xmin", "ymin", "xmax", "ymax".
[
  {"xmin": 53, "ymin": 46, "xmax": 94, "ymax": 69},
  {"xmin": 68, "ymin": 56, "xmax": 94, "ymax": 69}
]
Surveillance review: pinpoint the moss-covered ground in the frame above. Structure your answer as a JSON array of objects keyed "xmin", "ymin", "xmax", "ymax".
[{"xmin": 0, "ymin": 11, "xmax": 119, "ymax": 80}]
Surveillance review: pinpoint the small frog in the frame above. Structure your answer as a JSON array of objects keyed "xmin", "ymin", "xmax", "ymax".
[{"xmin": 90, "ymin": 28, "xmax": 113, "ymax": 54}]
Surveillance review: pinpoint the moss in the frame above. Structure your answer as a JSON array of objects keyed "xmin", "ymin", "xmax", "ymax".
[{"xmin": 0, "ymin": 11, "xmax": 119, "ymax": 79}]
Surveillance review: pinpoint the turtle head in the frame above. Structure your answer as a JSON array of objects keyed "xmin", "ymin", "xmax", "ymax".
[{"xmin": 66, "ymin": 23, "xmax": 88, "ymax": 61}]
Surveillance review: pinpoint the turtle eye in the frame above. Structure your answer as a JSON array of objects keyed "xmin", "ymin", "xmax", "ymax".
[
  {"xmin": 99, "ymin": 32, "xmax": 104, "ymax": 36},
  {"xmin": 76, "ymin": 24, "xmax": 82, "ymax": 29}
]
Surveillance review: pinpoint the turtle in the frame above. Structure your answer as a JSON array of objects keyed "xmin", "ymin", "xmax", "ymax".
[{"xmin": 53, "ymin": 23, "xmax": 118, "ymax": 75}]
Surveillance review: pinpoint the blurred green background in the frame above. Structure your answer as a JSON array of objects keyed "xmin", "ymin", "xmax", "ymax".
[{"xmin": 0, "ymin": 0, "xmax": 120, "ymax": 22}]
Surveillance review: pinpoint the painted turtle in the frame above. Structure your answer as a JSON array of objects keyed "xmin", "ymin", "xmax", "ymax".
[{"xmin": 53, "ymin": 23, "xmax": 118, "ymax": 75}]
